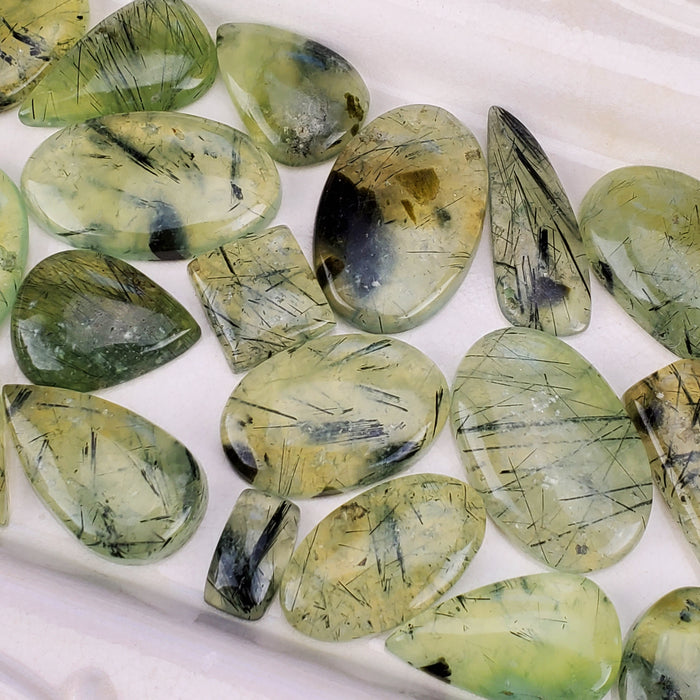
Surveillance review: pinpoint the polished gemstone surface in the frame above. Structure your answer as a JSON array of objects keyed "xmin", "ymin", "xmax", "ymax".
[
  {"xmin": 3, "ymin": 384, "xmax": 207, "ymax": 563},
  {"xmin": 205, "ymin": 489, "xmax": 299, "ymax": 620},
  {"xmin": 624, "ymin": 359, "xmax": 700, "ymax": 562},
  {"xmin": 0, "ymin": 169, "xmax": 28, "ymax": 323},
  {"xmin": 221, "ymin": 333, "xmax": 449, "ymax": 498},
  {"xmin": 451, "ymin": 327, "xmax": 652, "ymax": 572},
  {"xmin": 12, "ymin": 250, "xmax": 200, "ymax": 392},
  {"xmin": 386, "ymin": 573, "xmax": 621, "ymax": 700},
  {"xmin": 279, "ymin": 473, "xmax": 485, "ymax": 641},
  {"xmin": 580, "ymin": 166, "xmax": 700, "ymax": 357},
  {"xmin": 21, "ymin": 111, "xmax": 281, "ymax": 260},
  {"xmin": 188, "ymin": 226, "xmax": 335, "ymax": 372},
  {"xmin": 217, "ymin": 23, "xmax": 369, "ymax": 166},
  {"xmin": 0, "ymin": 0, "xmax": 88, "ymax": 111},
  {"xmin": 314, "ymin": 104, "xmax": 487, "ymax": 333},
  {"xmin": 619, "ymin": 587, "xmax": 700, "ymax": 699},
  {"xmin": 18, "ymin": 0, "xmax": 216, "ymax": 127},
  {"xmin": 488, "ymin": 106, "xmax": 590, "ymax": 335}
]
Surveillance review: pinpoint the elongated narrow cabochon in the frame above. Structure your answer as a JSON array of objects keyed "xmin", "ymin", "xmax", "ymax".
[
  {"xmin": 21, "ymin": 112, "xmax": 281, "ymax": 260},
  {"xmin": 451, "ymin": 327, "xmax": 652, "ymax": 572},
  {"xmin": 280, "ymin": 474, "xmax": 485, "ymax": 641},
  {"xmin": 314, "ymin": 104, "xmax": 487, "ymax": 333},
  {"xmin": 221, "ymin": 334, "xmax": 449, "ymax": 498},
  {"xmin": 0, "ymin": 169, "xmax": 28, "ymax": 323},
  {"xmin": 488, "ymin": 106, "xmax": 590, "ymax": 335},
  {"xmin": 19, "ymin": 0, "xmax": 216, "ymax": 126},
  {"xmin": 3, "ymin": 384, "xmax": 207, "ymax": 562}
]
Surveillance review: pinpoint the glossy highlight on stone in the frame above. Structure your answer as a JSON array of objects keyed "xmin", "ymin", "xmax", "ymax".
[
  {"xmin": 19, "ymin": 0, "xmax": 216, "ymax": 126},
  {"xmin": 314, "ymin": 104, "xmax": 487, "ymax": 333},
  {"xmin": 0, "ymin": 169, "xmax": 28, "ymax": 323},
  {"xmin": 217, "ymin": 23, "xmax": 369, "ymax": 166},
  {"xmin": 386, "ymin": 573, "xmax": 622, "ymax": 700},
  {"xmin": 580, "ymin": 166, "xmax": 700, "ymax": 357},
  {"xmin": 488, "ymin": 106, "xmax": 590, "ymax": 335},
  {"xmin": 451, "ymin": 327, "xmax": 652, "ymax": 572},
  {"xmin": 3, "ymin": 384, "xmax": 207, "ymax": 563},
  {"xmin": 21, "ymin": 111, "xmax": 281, "ymax": 260},
  {"xmin": 205, "ymin": 489, "xmax": 299, "ymax": 620},
  {"xmin": 12, "ymin": 250, "xmax": 200, "ymax": 392},
  {"xmin": 624, "ymin": 359, "xmax": 700, "ymax": 562},
  {"xmin": 280, "ymin": 473, "xmax": 485, "ymax": 641},
  {"xmin": 0, "ymin": 0, "xmax": 88, "ymax": 111},
  {"xmin": 619, "ymin": 587, "xmax": 700, "ymax": 699},
  {"xmin": 188, "ymin": 226, "xmax": 335, "ymax": 372},
  {"xmin": 221, "ymin": 333, "xmax": 449, "ymax": 498}
]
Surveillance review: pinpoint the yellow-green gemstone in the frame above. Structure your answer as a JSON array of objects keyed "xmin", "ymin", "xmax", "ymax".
[
  {"xmin": 280, "ymin": 473, "xmax": 485, "ymax": 641},
  {"xmin": 619, "ymin": 587, "xmax": 700, "ymax": 699},
  {"xmin": 0, "ymin": 0, "xmax": 88, "ymax": 111},
  {"xmin": 21, "ymin": 111, "xmax": 280, "ymax": 260},
  {"xmin": 386, "ymin": 573, "xmax": 622, "ymax": 700},
  {"xmin": 580, "ymin": 166, "xmax": 700, "ymax": 357},
  {"xmin": 221, "ymin": 333, "xmax": 449, "ymax": 498},
  {"xmin": 624, "ymin": 359, "xmax": 700, "ymax": 562},
  {"xmin": 217, "ymin": 23, "xmax": 369, "ymax": 166},
  {"xmin": 188, "ymin": 226, "xmax": 335, "ymax": 372},
  {"xmin": 0, "ymin": 169, "xmax": 28, "ymax": 323},
  {"xmin": 314, "ymin": 104, "xmax": 487, "ymax": 333},
  {"xmin": 18, "ymin": 0, "xmax": 216, "ymax": 127},
  {"xmin": 3, "ymin": 384, "xmax": 207, "ymax": 563},
  {"xmin": 451, "ymin": 327, "xmax": 652, "ymax": 572}
]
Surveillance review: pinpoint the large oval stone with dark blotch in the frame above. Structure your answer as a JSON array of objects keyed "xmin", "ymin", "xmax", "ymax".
[
  {"xmin": 314, "ymin": 104, "xmax": 487, "ymax": 333},
  {"xmin": 451, "ymin": 327, "xmax": 652, "ymax": 572},
  {"xmin": 279, "ymin": 473, "xmax": 485, "ymax": 641},
  {"xmin": 580, "ymin": 166, "xmax": 700, "ymax": 357},
  {"xmin": 21, "ymin": 111, "xmax": 280, "ymax": 260},
  {"xmin": 220, "ymin": 333, "xmax": 449, "ymax": 498}
]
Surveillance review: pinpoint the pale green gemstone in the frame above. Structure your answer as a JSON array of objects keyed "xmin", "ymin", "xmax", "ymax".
[
  {"xmin": 488, "ymin": 106, "xmax": 590, "ymax": 335},
  {"xmin": 0, "ymin": 0, "xmax": 88, "ymax": 111},
  {"xmin": 3, "ymin": 384, "xmax": 207, "ymax": 563},
  {"xmin": 204, "ymin": 489, "xmax": 299, "ymax": 620},
  {"xmin": 221, "ymin": 334, "xmax": 449, "ymax": 498},
  {"xmin": 451, "ymin": 327, "xmax": 652, "ymax": 572},
  {"xmin": 624, "ymin": 359, "xmax": 700, "ymax": 562},
  {"xmin": 386, "ymin": 573, "xmax": 622, "ymax": 700},
  {"xmin": 188, "ymin": 226, "xmax": 335, "ymax": 372},
  {"xmin": 21, "ymin": 112, "xmax": 281, "ymax": 260},
  {"xmin": 0, "ymin": 169, "xmax": 28, "ymax": 323},
  {"xmin": 619, "ymin": 587, "xmax": 700, "ymax": 699},
  {"xmin": 580, "ymin": 166, "xmax": 700, "ymax": 357},
  {"xmin": 0, "ymin": 406, "xmax": 7, "ymax": 527},
  {"xmin": 280, "ymin": 473, "xmax": 485, "ymax": 641},
  {"xmin": 18, "ymin": 0, "xmax": 216, "ymax": 127},
  {"xmin": 314, "ymin": 104, "xmax": 487, "ymax": 333},
  {"xmin": 217, "ymin": 23, "xmax": 369, "ymax": 166}
]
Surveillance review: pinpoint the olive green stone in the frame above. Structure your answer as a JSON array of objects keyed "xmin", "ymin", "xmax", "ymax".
[
  {"xmin": 18, "ymin": 0, "xmax": 216, "ymax": 127},
  {"xmin": 188, "ymin": 226, "xmax": 335, "ymax": 373},
  {"xmin": 221, "ymin": 334, "xmax": 449, "ymax": 498},
  {"xmin": 204, "ymin": 489, "xmax": 299, "ymax": 620},
  {"xmin": 451, "ymin": 327, "xmax": 652, "ymax": 572},
  {"xmin": 280, "ymin": 473, "xmax": 485, "ymax": 641},
  {"xmin": 217, "ymin": 23, "xmax": 369, "ymax": 166},
  {"xmin": 619, "ymin": 587, "xmax": 700, "ymax": 699},
  {"xmin": 0, "ymin": 169, "xmax": 28, "ymax": 323},
  {"xmin": 11, "ymin": 250, "xmax": 200, "ymax": 392},
  {"xmin": 386, "ymin": 573, "xmax": 622, "ymax": 700},
  {"xmin": 580, "ymin": 166, "xmax": 700, "ymax": 357},
  {"xmin": 0, "ymin": 0, "xmax": 88, "ymax": 111},
  {"xmin": 3, "ymin": 384, "xmax": 207, "ymax": 563},
  {"xmin": 21, "ymin": 111, "xmax": 281, "ymax": 260},
  {"xmin": 488, "ymin": 106, "xmax": 590, "ymax": 336},
  {"xmin": 314, "ymin": 104, "xmax": 487, "ymax": 333},
  {"xmin": 624, "ymin": 359, "xmax": 700, "ymax": 562}
]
